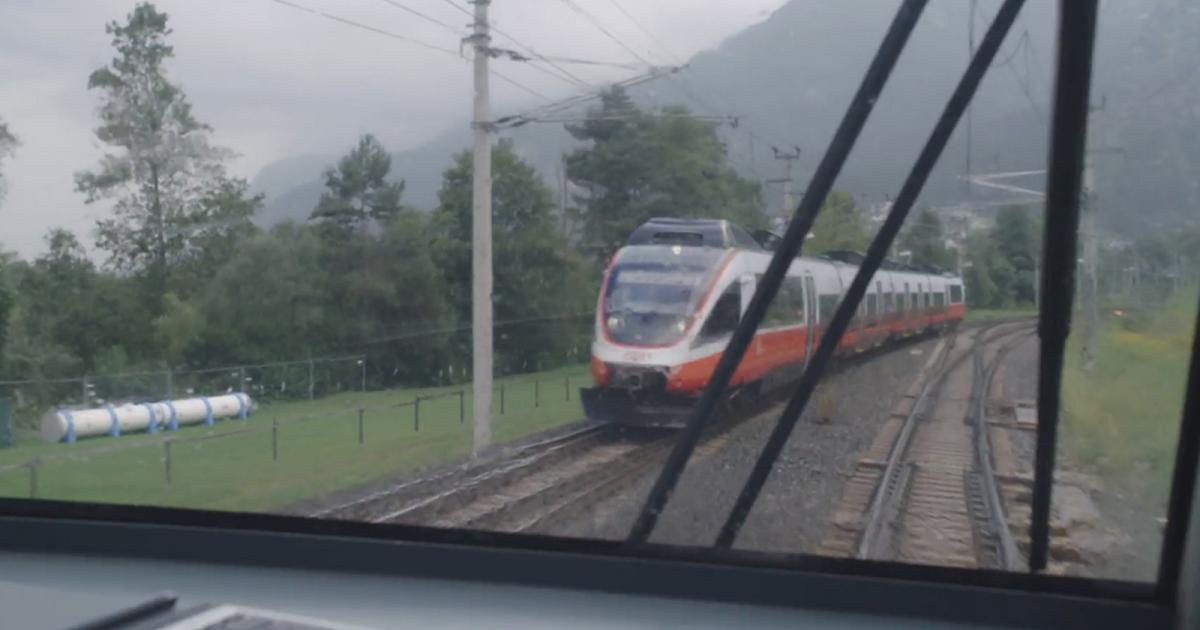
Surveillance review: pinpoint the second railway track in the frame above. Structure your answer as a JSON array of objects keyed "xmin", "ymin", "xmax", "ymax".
[{"xmin": 823, "ymin": 320, "xmax": 1035, "ymax": 569}]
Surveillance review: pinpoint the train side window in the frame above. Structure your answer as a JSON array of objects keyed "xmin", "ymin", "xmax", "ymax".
[
  {"xmin": 818, "ymin": 293, "xmax": 838, "ymax": 324},
  {"xmin": 760, "ymin": 274, "xmax": 800, "ymax": 327},
  {"xmin": 866, "ymin": 293, "xmax": 878, "ymax": 323},
  {"xmin": 788, "ymin": 278, "xmax": 806, "ymax": 324},
  {"xmin": 699, "ymin": 285, "xmax": 741, "ymax": 342}
]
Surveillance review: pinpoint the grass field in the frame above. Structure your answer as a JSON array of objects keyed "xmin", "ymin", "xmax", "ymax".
[
  {"xmin": 1060, "ymin": 294, "xmax": 1196, "ymax": 506},
  {"xmin": 0, "ymin": 365, "xmax": 590, "ymax": 512}
]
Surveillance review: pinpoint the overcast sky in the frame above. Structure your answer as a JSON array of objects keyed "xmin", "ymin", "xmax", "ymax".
[{"xmin": 0, "ymin": 0, "xmax": 787, "ymax": 259}]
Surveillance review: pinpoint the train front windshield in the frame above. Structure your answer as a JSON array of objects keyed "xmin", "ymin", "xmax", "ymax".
[{"xmin": 602, "ymin": 246, "xmax": 726, "ymax": 346}]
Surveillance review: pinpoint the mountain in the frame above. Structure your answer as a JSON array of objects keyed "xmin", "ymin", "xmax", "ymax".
[{"xmin": 252, "ymin": 0, "xmax": 1197, "ymax": 237}]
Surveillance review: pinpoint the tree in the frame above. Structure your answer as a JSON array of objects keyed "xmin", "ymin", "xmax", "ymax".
[
  {"xmin": 75, "ymin": 2, "xmax": 260, "ymax": 303},
  {"xmin": 991, "ymin": 206, "xmax": 1038, "ymax": 303},
  {"xmin": 566, "ymin": 88, "xmax": 765, "ymax": 260},
  {"xmin": 898, "ymin": 208, "xmax": 956, "ymax": 270},
  {"xmin": 805, "ymin": 190, "xmax": 869, "ymax": 255},
  {"xmin": 0, "ymin": 117, "xmax": 17, "ymax": 203},
  {"xmin": 310, "ymin": 134, "xmax": 406, "ymax": 235},
  {"xmin": 195, "ymin": 223, "xmax": 330, "ymax": 365},
  {"xmin": 433, "ymin": 140, "xmax": 593, "ymax": 374},
  {"xmin": 153, "ymin": 292, "xmax": 204, "ymax": 367}
]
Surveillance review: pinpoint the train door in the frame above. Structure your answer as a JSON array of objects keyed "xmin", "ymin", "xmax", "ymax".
[{"xmin": 803, "ymin": 275, "xmax": 817, "ymax": 366}]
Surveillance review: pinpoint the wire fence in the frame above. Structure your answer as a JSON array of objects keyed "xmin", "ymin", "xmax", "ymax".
[
  {"xmin": 0, "ymin": 314, "xmax": 595, "ymax": 432},
  {"xmin": 0, "ymin": 355, "xmax": 369, "ymax": 421},
  {"xmin": 0, "ymin": 368, "xmax": 592, "ymax": 506}
]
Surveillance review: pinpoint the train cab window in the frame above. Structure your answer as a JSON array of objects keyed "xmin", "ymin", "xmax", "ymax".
[
  {"xmin": 698, "ymin": 285, "xmax": 741, "ymax": 343},
  {"xmin": 949, "ymin": 284, "xmax": 964, "ymax": 304}
]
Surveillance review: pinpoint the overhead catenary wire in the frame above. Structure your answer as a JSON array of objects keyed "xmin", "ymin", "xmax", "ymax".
[
  {"xmin": 376, "ymin": 0, "xmax": 465, "ymax": 35},
  {"xmin": 264, "ymin": 0, "xmax": 551, "ymax": 102},
  {"xmin": 268, "ymin": 0, "xmax": 459, "ymax": 55},
  {"xmin": 429, "ymin": 0, "xmax": 603, "ymax": 91},
  {"xmin": 557, "ymin": 0, "xmax": 656, "ymax": 67}
]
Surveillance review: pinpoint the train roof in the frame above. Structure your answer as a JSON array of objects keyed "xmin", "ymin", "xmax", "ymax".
[
  {"xmin": 625, "ymin": 219, "xmax": 958, "ymax": 278},
  {"xmin": 627, "ymin": 218, "xmax": 764, "ymax": 250}
]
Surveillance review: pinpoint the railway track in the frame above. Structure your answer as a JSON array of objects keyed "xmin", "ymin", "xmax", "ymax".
[
  {"xmin": 821, "ymin": 320, "xmax": 1035, "ymax": 569},
  {"xmin": 307, "ymin": 378, "xmax": 801, "ymax": 533},
  {"xmin": 305, "ymin": 328, "xmax": 973, "ymax": 537}
]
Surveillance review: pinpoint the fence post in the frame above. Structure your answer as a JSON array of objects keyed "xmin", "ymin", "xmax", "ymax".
[
  {"xmin": 360, "ymin": 357, "xmax": 367, "ymax": 393},
  {"xmin": 272, "ymin": 419, "xmax": 279, "ymax": 462},
  {"xmin": 308, "ymin": 358, "xmax": 315, "ymax": 401},
  {"xmin": 27, "ymin": 457, "xmax": 38, "ymax": 499},
  {"xmin": 358, "ymin": 408, "xmax": 365, "ymax": 446},
  {"xmin": 534, "ymin": 379, "xmax": 540, "ymax": 408},
  {"xmin": 414, "ymin": 398, "xmax": 421, "ymax": 432},
  {"xmin": 164, "ymin": 440, "xmax": 173, "ymax": 485},
  {"xmin": 458, "ymin": 390, "xmax": 465, "ymax": 424}
]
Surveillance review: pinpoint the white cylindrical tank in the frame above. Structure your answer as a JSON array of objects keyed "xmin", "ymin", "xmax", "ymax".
[{"xmin": 40, "ymin": 393, "xmax": 254, "ymax": 443}]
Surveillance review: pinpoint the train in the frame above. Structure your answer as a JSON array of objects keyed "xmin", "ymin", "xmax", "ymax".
[{"xmin": 580, "ymin": 218, "xmax": 966, "ymax": 426}]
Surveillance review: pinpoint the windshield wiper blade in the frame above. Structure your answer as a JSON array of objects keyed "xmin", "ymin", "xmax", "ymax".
[
  {"xmin": 625, "ymin": 0, "xmax": 929, "ymax": 546},
  {"xmin": 713, "ymin": 0, "xmax": 1028, "ymax": 550}
]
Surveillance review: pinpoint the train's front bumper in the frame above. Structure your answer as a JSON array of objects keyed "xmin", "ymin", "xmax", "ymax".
[{"xmin": 579, "ymin": 386, "xmax": 695, "ymax": 427}]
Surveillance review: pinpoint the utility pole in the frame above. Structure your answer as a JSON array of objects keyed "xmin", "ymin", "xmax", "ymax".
[
  {"xmin": 1080, "ymin": 155, "xmax": 1098, "ymax": 372},
  {"xmin": 768, "ymin": 146, "xmax": 801, "ymax": 232},
  {"xmin": 469, "ymin": 0, "xmax": 493, "ymax": 456},
  {"xmin": 1080, "ymin": 98, "xmax": 1112, "ymax": 374}
]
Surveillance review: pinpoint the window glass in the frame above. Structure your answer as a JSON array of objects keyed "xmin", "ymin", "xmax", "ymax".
[
  {"xmin": 698, "ymin": 285, "xmax": 741, "ymax": 343},
  {"xmin": 0, "ymin": 0, "xmax": 1192, "ymax": 594}
]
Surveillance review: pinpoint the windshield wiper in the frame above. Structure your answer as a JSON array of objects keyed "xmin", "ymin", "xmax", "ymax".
[{"xmin": 626, "ymin": 0, "xmax": 930, "ymax": 546}]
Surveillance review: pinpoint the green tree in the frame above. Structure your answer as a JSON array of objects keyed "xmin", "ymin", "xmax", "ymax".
[
  {"xmin": 75, "ymin": 2, "xmax": 260, "ymax": 303},
  {"xmin": 992, "ymin": 206, "xmax": 1038, "ymax": 304},
  {"xmin": 0, "ymin": 254, "xmax": 14, "ymax": 365},
  {"xmin": 433, "ymin": 140, "xmax": 592, "ymax": 374},
  {"xmin": 805, "ymin": 190, "xmax": 869, "ymax": 255},
  {"xmin": 566, "ymin": 88, "xmax": 765, "ymax": 259},
  {"xmin": 898, "ymin": 208, "xmax": 956, "ymax": 270},
  {"xmin": 195, "ymin": 223, "xmax": 330, "ymax": 365},
  {"xmin": 153, "ymin": 292, "xmax": 204, "ymax": 366},
  {"xmin": 310, "ymin": 134, "xmax": 406, "ymax": 236},
  {"xmin": 0, "ymin": 117, "xmax": 17, "ymax": 203}
]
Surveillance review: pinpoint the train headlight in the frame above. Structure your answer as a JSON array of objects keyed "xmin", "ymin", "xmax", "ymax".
[
  {"xmin": 675, "ymin": 319, "xmax": 687, "ymax": 333},
  {"xmin": 607, "ymin": 315, "xmax": 624, "ymax": 331}
]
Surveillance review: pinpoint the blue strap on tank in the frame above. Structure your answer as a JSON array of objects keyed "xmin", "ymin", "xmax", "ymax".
[
  {"xmin": 141, "ymin": 403, "xmax": 157, "ymax": 434},
  {"xmin": 235, "ymin": 393, "xmax": 248, "ymax": 421},
  {"xmin": 201, "ymin": 397, "xmax": 214, "ymax": 426},
  {"xmin": 105, "ymin": 404, "xmax": 120, "ymax": 437},
  {"xmin": 165, "ymin": 401, "xmax": 179, "ymax": 431},
  {"xmin": 62, "ymin": 410, "xmax": 76, "ymax": 443}
]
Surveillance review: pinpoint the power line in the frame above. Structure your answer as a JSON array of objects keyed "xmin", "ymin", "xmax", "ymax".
[
  {"xmin": 376, "ymin": 0, "xmax": 464, "ymax": 35},
  {"xmin": 491, "ymin": 68, "xmax": 553, "ymax": 102},
  {"xmin": 431, "ymin": 0, "xmax": 599, "ymax": 90},
  {"xmin": 603, "ymin": 0, "xmax": 679, "ymax": 64},
  {"xmin": 265, "ymin": 0, "xmax": 551, "ymax": 102},
  {"xmin": 557, "ymin": 0, "xmax": 655, "ymax": 66},
  {"xmin": 269, "ymin": 0, "xmax": 459, "ymax": 55}
]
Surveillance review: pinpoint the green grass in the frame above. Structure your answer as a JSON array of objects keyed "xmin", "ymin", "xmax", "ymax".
[
  {"xmin": 965, "ymin": 306, "xmax": 1038, "ymax": 322},
  {"xmin": 1060, "ymin": 294, "xmax": 1196, "ymax": 506},
  {"xmin": 0, "ymin": 365, "xmax": 589, "ymax": 512}
]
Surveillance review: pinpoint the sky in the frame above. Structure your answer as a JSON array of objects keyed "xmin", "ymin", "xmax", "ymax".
[{"xmin": 0, "ymin": 0, "xmax": 787, "ymax": 259}]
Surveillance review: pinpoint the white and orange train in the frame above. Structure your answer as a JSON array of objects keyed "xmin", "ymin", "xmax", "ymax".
[{"xmin": 581, "ymin": 218, "xmax": 966, "ymax": 425}]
